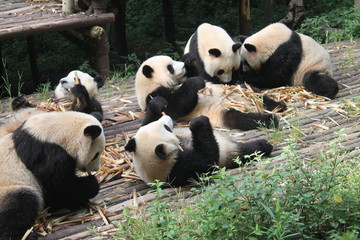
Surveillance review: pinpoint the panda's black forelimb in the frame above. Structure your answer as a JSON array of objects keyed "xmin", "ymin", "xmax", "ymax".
[
  {"xmin": 302, "ymin": 71, "xmax": 339, "ymax": 99},
  {"xmin": 0, "ymin": 189, "xmax": 41, "ymax": 240},
  {"xmin": 71, "ymin": 84, "xmax": 103, "ymax": 121},
  {"xmin": 13, "ymin": 127, "xmax": 100, "ymax": 210},
  {"xmin": 222, "ymin": 108, "xmax": 279, "ymax": 130},
  {"xmin": 146, "ymin": 76, "xmax": 205, "ymax": 120},
  {"xmin": 168, "ymin": 116, "xmax": 220, "ymax": 187},
  {"xmin": 142, "ymin": 96, "xmax": 168, "ymax": 126},
  {"xmin": 262, "ymin": 95, "xmax": 287, "ymax": 112},
  {"xmin": 237, "ymin": 139, "xmax": 273, "ymax": 165},
  {"xmin": 11, "ymin": 96, "xmax": 36, "ymax": 111}
]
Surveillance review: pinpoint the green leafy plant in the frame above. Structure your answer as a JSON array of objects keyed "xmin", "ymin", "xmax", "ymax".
[
  {"xmin": 36, "ymin": 82, "xmax": 52, "ymax": 102},
  {"xmin": 112, "ymin": 132, "xmax": 360, "ymax": 240}
]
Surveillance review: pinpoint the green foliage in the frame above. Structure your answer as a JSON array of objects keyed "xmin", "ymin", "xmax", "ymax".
[
  {"xmin": 36, "ymin": 82, "xmax": 52, "ymax": 102},
  {"xmin": 298, "ymin": 7, "xmax": 360, "ymax": 43},
  {"xmin": 113, "ymin": 133, "xmax": 360, "ymax": 239}
]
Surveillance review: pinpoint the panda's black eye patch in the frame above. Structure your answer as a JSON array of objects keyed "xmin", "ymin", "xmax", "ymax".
[
  {"xmin": 217, "ymin": 70, "xmax": 225, "ymax": 75},
  {"xmin": 91, "ymin": 152, "xmax": 99, "ymax": 162},
  {"xmin": 167, "ymin": 64, "xmax": 175, "ymax": 74},
  {"xmin": 164, "ymin": 124, "xmax": 172, "ymax": 132}
]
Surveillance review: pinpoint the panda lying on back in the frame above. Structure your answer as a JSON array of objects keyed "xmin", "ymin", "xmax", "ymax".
[
  {"xmin": 0, "ymin": 111, "xmax": 105, "ymax": 239},
  {"xmin": 239, "ymin": 23, "xmax": 339, "ymax": 99},
  {"xmin": 136, "ymin": 55, "xmax": 284, "ymax": 131},
  {"xmin": 125, "ymin": 97, "xmax": 273, "ymax": 187}
]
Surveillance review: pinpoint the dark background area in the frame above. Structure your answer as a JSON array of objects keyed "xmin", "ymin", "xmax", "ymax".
[{"xmin": 0, "ymin": 0, "xmax": 358, "ymax": 97}]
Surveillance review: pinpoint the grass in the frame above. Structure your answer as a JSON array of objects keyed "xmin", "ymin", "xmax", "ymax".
[{"xmin": 108, "ymin": 131, "xmax": 360, "ymax": 240}]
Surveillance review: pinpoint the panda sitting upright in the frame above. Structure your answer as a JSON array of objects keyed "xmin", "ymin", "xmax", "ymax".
[
  {"xmin": 0, "ymin": 111, "xmax": 105, "ymax": 239},
  {"xmin": 54, "ymin": 70, "xmax": 105, "ymax": 120},
  {"xmin": 0, "ymin": 70, "xmax": 105, "ymax": 138},
  {"xmin": 239, "ymin": 23, "xmax": 339, "ymax": 99},
  {"xmin": 183, "ymin": 23, "xmax": 242, "ymax": 85},
  {"xmin": 125, "ymin": 97, "xmax": 273, "ymax": 187},
  {"xmin": 136, "ymin": 55, "xmax": 283, "ymax": 131}
]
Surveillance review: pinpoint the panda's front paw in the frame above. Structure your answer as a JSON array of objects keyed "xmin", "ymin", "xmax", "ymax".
[
  {"xmin": 148, "ymin": 97, "xmax": 168, "ymax": 113},
  {"xmin": 189, "ymin": 115, "xmax": 211, "ymax": 131},
  {"xmin": 85, "ymin": 175, "xmax": 100, "ymax": 199},
  {"xmin": 71, "ymin": 84, "xmax": 88, "ymax": 99},
  {"xmin": 11, "ymin": 96, "xmax": 33, "ymax": 111}
]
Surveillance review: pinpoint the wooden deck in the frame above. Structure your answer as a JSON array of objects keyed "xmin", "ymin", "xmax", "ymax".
[
  {"xmin": 0, "ymin": 0, "xmax": 114, "ymax": 40},
  {"xmin": 0, "ymin": 40, "xmax": 359, "ymax": 239}
]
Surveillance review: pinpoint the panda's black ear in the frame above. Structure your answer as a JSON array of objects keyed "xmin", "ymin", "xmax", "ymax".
[
  {"xmin": 84, "ymin": 125, "xmax": 102, "ymax": 140},
  {"xmin": 94, "ymin": 75, "xmax": 105, "ymax": 88},
  {"xmin": 232, "ymin": 43, "xmax": 242, "ymax": 52},
  {"xmin": 208, "ymin": 48, "xmax": 222, "ymax": 58},
  {"xmin": 155, "ymin": 144, "xmax": 167, "ymax": 160},
  {"xmin": 244, "ymin": 43, "xmax": 257, "ymax": 52},
  {"xmin": 142, "ymin": 65, "xmax": 154, "ymax": 78},
  {"xmin": 125, "ymin": 138, "xmax": 136, "ymax": 152}
]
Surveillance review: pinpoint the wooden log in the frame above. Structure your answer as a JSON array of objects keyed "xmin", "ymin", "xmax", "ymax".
[
  {"xmin": 0, "ymin": 13, "xmax": 115, "ymax": 41},
  {"xmin": 89, "ymin": 26, "xmax": 110, "ymax": 79}
]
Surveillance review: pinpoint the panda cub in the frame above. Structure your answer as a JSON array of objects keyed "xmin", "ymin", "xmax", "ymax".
[
  {"xmin": 55, "ymin": 70, "xmax": 105, "ymax": 120},
  {"xmin": 183, "ymin": 23, "xmax": 241, "ymax": 84},
  {"xmin": 125, "ymin": 97, "xmax": 273, "ymax": 187},
  {"xmin": 239, "ymin": 23, "xmax": 339, "ymax": 99},
  {"xmin": 136, "ymin": 55, "xmax": 280, "ymax": 131},
  {"xmin": 0, "ymin": 111, "xmax": 105, "ymax": 239}
]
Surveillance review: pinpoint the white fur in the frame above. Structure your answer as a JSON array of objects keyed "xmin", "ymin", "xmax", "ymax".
[
  {"xmin": 135, "ymin": 56, "xmax": 186, "ymax": 110},
  {"xmin": 240, "ymin": 23, "xmax": 332, "ymax": 85},
  {"xmin": 185, "ymin": 23, "xmax": 241, "ymax": 83},
  {"xmin": 54, "ymin": 70, "xmax": 100, "ymax": 100},
  {"xmin": 131, "ymin": 115, "xmax": 180, "ymax": 183}
]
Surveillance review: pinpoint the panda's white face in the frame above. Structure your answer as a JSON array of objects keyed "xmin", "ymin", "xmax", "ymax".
[
  {"xmin": 23, "ymin": 111, "xmax": 105, "ymax": 172},
  {"xmin": 197, "ymin": 23, "xmax": 241, "ymax": 83},
  {"xmin": 54, "ymin": 70, "xmax": 100, "ymax": 100},
  {"xmin": 240, "ymin": 23, "xmax": 292, "ymax": 72},
  {"xmin": 129, "ymin": 115, "xmax": 181, "ymax": 183},
  {"xmin": 135, "ymin": 55, "xmax": 186, "ymax": 110}
]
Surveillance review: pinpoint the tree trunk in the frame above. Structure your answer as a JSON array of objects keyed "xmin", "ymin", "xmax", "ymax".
[
  {"xmin": 90, "ymin": 26, "xmax": 110, "ymax": 79},
  {"xmin": 111, "ymin": 0, "xmax": 128, "ymax": 56},
  {"xmin": 239, "ymin": 0, "xmax": 251, "ymax": 35},
  {"xmin": 62, "ymin": 0, "xmax": 75, "ymax": 14},
  {"xmin": 162, "ymin": 0, "xmax": 176, "ymax": 47},
  {"xmin": 0, "ymin": 43, "xmax": 3, "ymax": 84},
  {"xmin": 264, "ymin": 0, "xmax": 273, "ymax": 26},
  {"xmin": 355, "ymin": 0, "xmax": 360, "ymax": 7},
  {"xmin": 279, "ymin": 0, "xmax": 304, "ymax": 29}
]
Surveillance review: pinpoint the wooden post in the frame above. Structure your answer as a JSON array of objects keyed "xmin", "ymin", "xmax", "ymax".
[
  {"xmin": 355, "ymin": 0, "xmax": 360, "ymax": 7},
  {"xmin": 62, "ymin": 0, "xmax": 75, "ymax": 14},
  {"xmin": 162, "ymin": 0, "xmax": 176, "ymax": 46},
  {"xmin": 0, "ymin": 42, "xmax": 3, "ymax": 84},
  {"xmin": 90, "ymin": 26, "xmax": 110, "ymax": 79},
  {"xmin": 27, "ymin": 36, "xmax": 39, "ymax": 90},
  {"xmin": 239, "ymin": 0, "xmax": 251, "ymax": 35},
  {"xmin": 264, "ymin": 0, "xmax": 273, "ymax": 26},
  {"xmin": 111, "ymin": 0, "xmax": 128, "ymax": 56}
]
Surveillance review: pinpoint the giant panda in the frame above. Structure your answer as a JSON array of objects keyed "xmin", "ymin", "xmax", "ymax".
[
  {"xmin": 125, "ymin": 97, "xmax": 273, "ymax": 187},
  {"xmin": 183, "ymin": 23, "xmax": 242, "ymax": 85},
  {"xmin": 0, "ymin": 111, "xmax": 105, "ymax": 239},
  {"xmin": 0, "ymin": 70, "xmax": 105, "ymax": 138},
  {"xmin": 54, "ymin": 70, "xmax": 105, "ymax": 119},
  {"xmin": 239, "ymin": 22, "xmax": 339, "ymax": 99},
  {"xmin": 136, "ymin": 55, "xmax": 281, "ymax": 131}
]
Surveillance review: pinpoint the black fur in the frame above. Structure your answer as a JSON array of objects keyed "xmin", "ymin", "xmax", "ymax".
[
  {"xmin": 12, "ymin": 127, "xmax": 100, "ymax": 210},
  {"xmin": 11, "ymin": 96, "xmax": 36, "ymax": 111},
  {"xmin": 239, "ymin": 31, "xmax": 302, "ymax": 88},
  {"xmin": 94, "ymin": 75, "xmax": 105, "ymax": 88},
  {"xmin": 145, "ymin": 76, "xmax": 205, "ymax": 120},
  {"xmin": 222, "ymin": 108, "xmax": 278, "ymax": 130},
  {"xmin": 168, "ymin": 115, "xmax": 220, "ymax": 186},
  {"xmin": 142, "ymin": 96, "xmax": 168, "ymax": 126},
  {"xmin": 0, "ymin": 189, "xmax": 41, "ymax": 240},
  {"xmin": 70, "ymin": 84, "xmax": 103, "ymax": 121},
  {"xmin": 183, "ymin": 31, "xmax": 240, "ymax": 85},
  {"xmin": 303, "ymin": 71, "xmax": 339, "ymax": 99},
  {"xmin": 84, "ymin": 125, "xmax": 102, "ymax": 140}
]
